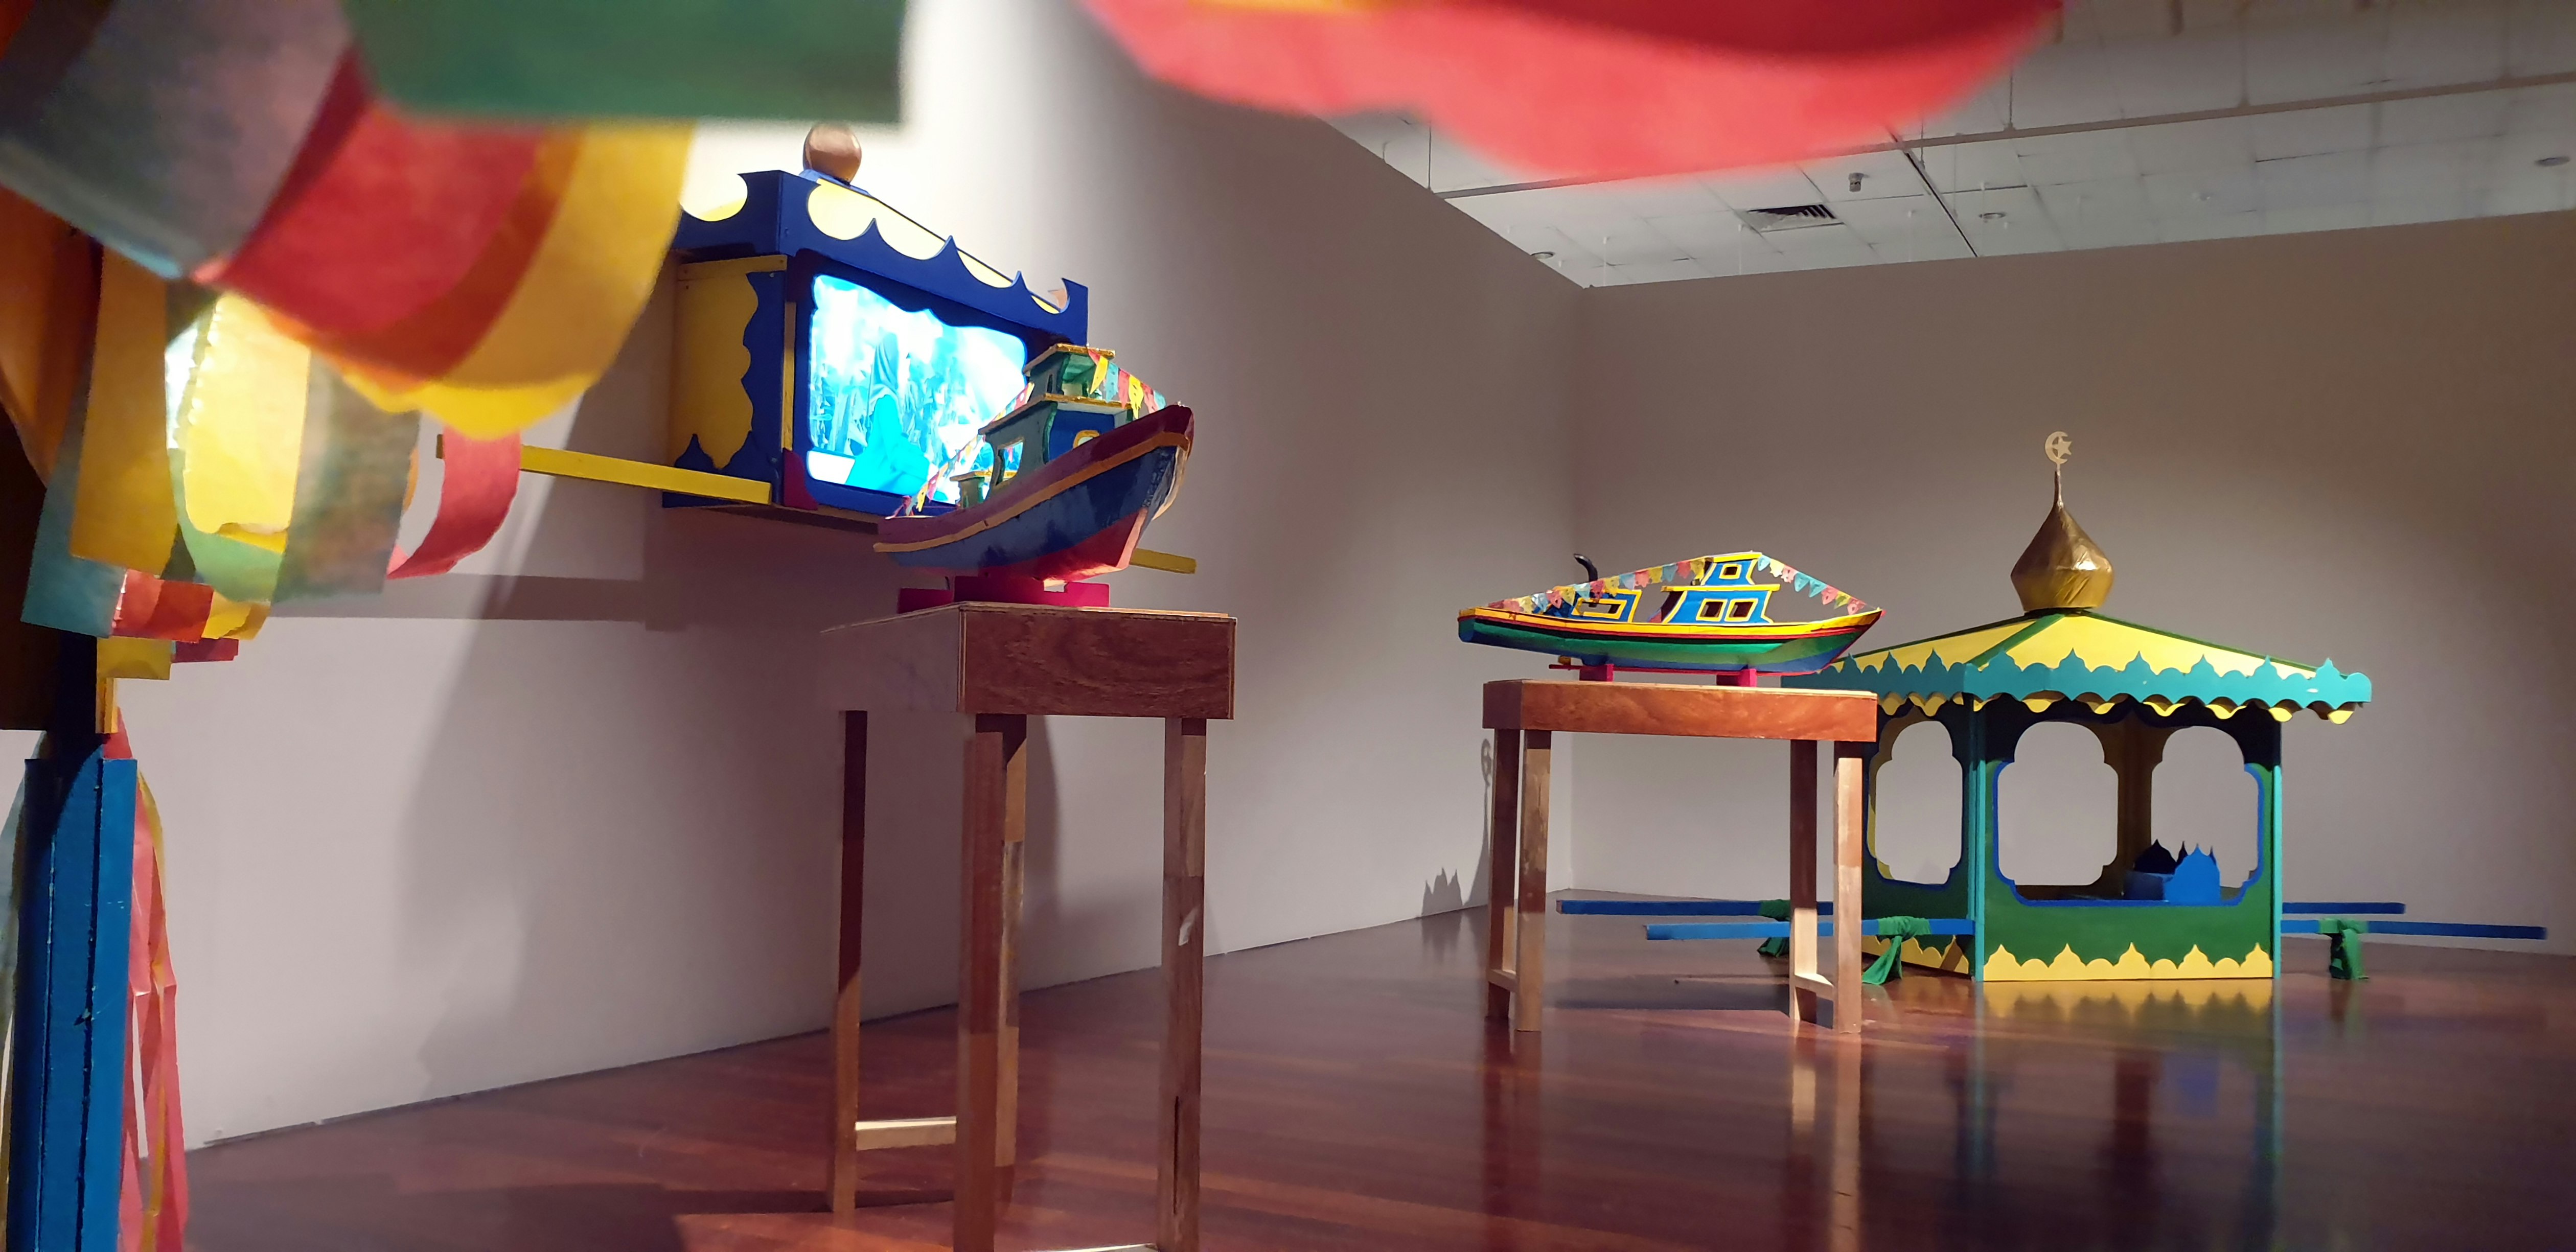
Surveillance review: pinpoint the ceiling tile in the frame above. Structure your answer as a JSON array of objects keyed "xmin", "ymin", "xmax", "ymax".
[
  {"xmin": 2504, "ymin": 83, "xmax": 2576, "ymax": 135},
  {"xmin": 2159, "ymin": 212, "xmax": 2264, "ymax": 243},
  {"xmin": 1594, "ymin": 259, "xmax": 1712, "ymax": 287},
  {"xmin": 2263, "ymin": 203, "xmax": 2371, "ymax": 235},
  {"xmin": 1647, "ymin": 209, "xmax": 1759, "ymax": 256},
  {"xmin": 1917, "ymin": 80, "xmax": 2013, "ymax": 140},
  {"xmin": 2371, "ymin": 192, "xmax": 2471, "ymax": 226},
  {"xmin": 2144, "ymin": 166, "xmax": 2260, "ymax": 216},
  {"xmin": 1687, "ymin": 245, "xmax": 1802, "ymax": 277},
  {"xmin": 2038, "ymin": 176, "xmax": 2155, "ymax": 225},
  {"xmin": 1803, "ymin": 149, "xmax": 1928, "ymax": 202},
  {"xmin": 1773, "ymin": 246, "xmax": 1883, "ymax": 272},
  {"xmin": 2013, "ymin": 131, "xmax": 2145, "ymax": 185},
  {"xmin": 1829, "ymin": 194, "xmax": 1957, "ymax": 246},
  {"xmin": 1945, "ymin": 185, "xmax": 2063, "ymax": 254},
  {"xmin": 2128, "ymin": 116, "xmax": 2255, "ymax": 175},
  {"xmin": 2480, "ymin": 174, "xmax": 2575, "ymax": 216},
  {"xmin": 1757, "ymin": 222, "xmax": 1872, "ymax": 254},
  {"xmin": 2244, "ymin": 19, "xmax": 2386, "ymax": 104},
  {"xmin": 1866, "ymin": 231, "xmax": 1975, "ymax": 264},
  {"xmin": 1702, "ymin": 167, "xmax": 1826, "ymax": 211},
  {"xmin": 1332, "ymin": 113, "xmax": 1431, "ymax": 186},
  {"xmin": 2371, "ymin": 138, "xmax": 2490, "ymax": 199},
  {"xmin": 1424, "ymin": 128, "xmax": 1533, "ymax": 194},
  {"xmin": 2377, "ymin": 92, "xmax": 2510, "ymax": 147},
  {"xmin": 1607, "ymin": 176, "xmax": 1726, "ymax": 220},
  {"xmin": 2256, "ymin": 150, "xmax": 2371, "ymax": 210},
  {"xmin": 1916, "ymin": 140, "xmax": 2030, "ymax": 193},
  {"xmin": 1580, "ymin": 220, "xmax": 1690, "ymax": 266},
  {"xmin": 2005, "ymin": 43, "xmax": 2118, "ymax": 129},
  {"xmin": 2248, "ymin": 103, "xmax": 2376, "ymax": 160},
  {"xmin": 2107, "ymin": 31, "xmax": 2246, "ymax": 117},
  {"xmin": 2492, "ymin": 129, "xmax": 2576, "ymax": 177},
  {"xmin": 2381, "ymin": 3, "xmax": 2507, "ymax": 89},
  {"xmin": 2505, "ymin": 0, "xmax": 2576, "ymax": 76}
]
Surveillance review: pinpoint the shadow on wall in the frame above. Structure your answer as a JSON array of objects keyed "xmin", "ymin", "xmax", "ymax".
[
  {"xmin": 1418, "ymin": 735, "xmax": 1499, "ymax": 960},
  {"xmin": 365, "ymin": 279, "xmax": 960, "ymax": 1104}
]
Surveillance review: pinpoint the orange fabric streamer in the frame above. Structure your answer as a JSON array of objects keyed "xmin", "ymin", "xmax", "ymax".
[
  {"xmin": 388, "ymin": 427, "xmax": 521, "ymax": 579},
  {"xmin": 119, "ymin": 772, "xmax": 190, "ymax": 1252},
  {"xmin": 0, "ymin": 184, "xmax": 100, "ymax": 478},
  {"xmin": 1080, "ymin": 0, "xmax": 2058, "ymax": 179}
]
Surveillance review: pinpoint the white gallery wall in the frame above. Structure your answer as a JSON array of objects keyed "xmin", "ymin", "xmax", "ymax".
[
  {"xmin": 115, "ymin": 0, "xmax": 1579, "ymax": 1145},
  {"xmin": 1565, "ymin": 208, "xmax": 2576, "ymax": 955}
]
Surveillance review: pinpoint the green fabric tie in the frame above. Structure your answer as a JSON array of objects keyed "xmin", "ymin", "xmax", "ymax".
[
  {"xmin": 2318, "ymin": 917, "xmax": 2368, "ymax": 980},
  {"xmin": 1863, "ymin": 917, "xmax": 1933, "ymax": 985},
  {"xmin": 1756, "ymin": 899, "xmax": 1790, "ymax": 957}
]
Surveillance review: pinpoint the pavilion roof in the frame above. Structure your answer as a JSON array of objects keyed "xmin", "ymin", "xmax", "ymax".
[{"xmin": 1784, "ymin": 610, "xmax": 2370, "ymax": 723}]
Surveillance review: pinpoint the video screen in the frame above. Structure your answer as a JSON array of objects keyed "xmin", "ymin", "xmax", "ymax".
[{"xmin": 805, "ymin": 273, "xmax": 1029, "ymax": 504}]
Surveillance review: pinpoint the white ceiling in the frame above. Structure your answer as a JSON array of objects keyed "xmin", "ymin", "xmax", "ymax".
[{"xmin": 1332, "ymin": 0, "xmax": 2576, "ymax": 286}]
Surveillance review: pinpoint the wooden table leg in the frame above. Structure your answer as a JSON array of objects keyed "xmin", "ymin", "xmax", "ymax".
[
  {"xmin": 1788, "ymin": 740, "xmax": 1825, "ymax": 1026},
  {"xmin": 830, "ymin": 711, "xmax": 867, "ymax": 1213},
  {"xmin": 956, "ymin": 713, "xmax": 1026, "ymax": 1252},
  {"xmin": 1833, "ymin": 744, "xmax": 1867, "ymax": 1035},
  {"xmin": 1159, "ymin": 718, "xmax": 1208, "ymax": 1252},
  {"xmin": 1512, "ymin": 730, "xmax": 1552, "ymax": 1032},
  {"xmin": 1484, "ymin": 729, "xmax": 1521, "ymax": 1024}
]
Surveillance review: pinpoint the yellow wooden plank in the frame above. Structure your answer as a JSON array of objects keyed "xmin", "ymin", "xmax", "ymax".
[
  {"xmin": 1131, "ymin": 548, "xmax": 1197, "ymax": 574},
  {"xmin": 849, "ymin": 1116, "xmax": 957, "ymax": 1151},
  {"xmin": 515, "ymin": 445, "xmax": 771, "ymax": 504}
]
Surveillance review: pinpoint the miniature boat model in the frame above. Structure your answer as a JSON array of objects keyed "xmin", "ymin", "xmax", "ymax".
[
  {"xmin": 875, "ymin": 344, "xmax": 1191, "ymax": 582},
  {"xmin": 1458, "ymin": 551, "xmax": 1882, "ymax": 676}
]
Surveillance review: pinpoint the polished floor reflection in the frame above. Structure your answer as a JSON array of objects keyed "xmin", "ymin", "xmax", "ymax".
[{"xmin": 189, "ymin": 900, "xmax": 2576, "ymax": 1249}]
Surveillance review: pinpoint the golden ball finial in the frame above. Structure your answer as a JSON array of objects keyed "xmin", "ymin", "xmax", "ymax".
[
  {"xmin": 2010, "ymin": 431, "xmax": 2114, "ymax": 613},
  {"xmin": 803, "ymin": 123, "xmax": 864, "ymax": 184}
]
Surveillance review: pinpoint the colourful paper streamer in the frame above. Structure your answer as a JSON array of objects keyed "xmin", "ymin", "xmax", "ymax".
[
  {"xmin": 0, "ymin": 0, "xmax": 348, "ymax": 276},
  {"xmin": 272, "ymin": 368, "xmax": 418, "ymax": 602},
  {"xmin": 1080, "ymin": 0, "xmax": 2051, "ymax": 179},
  {"xmin": 69, "ymin": 252, "xmax": 174, "ymax": 573},
  {"xmin": 0, "ymin": 183, "xmax": 97, "ymax": 479},
  {"xmin": 389, "ymin": 428, "xmax": 519, "ymax": 581},
  {"xmin": 339, "ymin": 0, "xmax": 905, "ymax": 122},
  {"xmin": 170, "ymin": 297, "xmax": 305, "ymax": 602},
  {"xmin": 23, "ymin": 407, "xmax": 125, "ymax": 636},
  {"xmin": 198, "ymin": 61, "xmax": 549, "ymax": 346},
  {"xmin": 343, "ymin": 125, "xmax": 691, "ymax": 437}
]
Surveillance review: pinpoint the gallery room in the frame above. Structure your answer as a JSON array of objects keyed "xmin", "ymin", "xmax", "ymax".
[{"xmin": 0, "ymin": 0, "xmax": 2569, "ymax": 1248}]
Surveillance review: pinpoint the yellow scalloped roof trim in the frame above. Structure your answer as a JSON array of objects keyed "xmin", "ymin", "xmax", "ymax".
[
  {"xmin": 1981, "ymin": 942, "xmax": 2274, "ymax": 981},
  {"xmin": 2002, "ymin": 614, "xmax": 2306, "ymax": 678}
]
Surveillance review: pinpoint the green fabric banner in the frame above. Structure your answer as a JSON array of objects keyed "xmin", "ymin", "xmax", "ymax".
[
  {"xmin": 1864, "ymin": 916, "xmax": 1932, "ymax": 985},
  {"xmin": 2319, "ymin": 917, "xmax": 2367, "ymax": 981},
  {"xmin": 1756, "ymin": 898, "xmax": 1789, "ymax": 958},
  {"xmin": 342, "ymin": 1, "xmax": 907, "ymax": 121}
]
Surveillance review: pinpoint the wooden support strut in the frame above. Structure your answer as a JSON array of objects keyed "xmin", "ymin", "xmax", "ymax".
[
  {"xmin": 1160, "ymin": 718, "xmax": 1208, "ymax": 1252},
  {"xmin": 1512, "ymin": 731, "xmax": 1553, "ymax": 1033},
  {"xmin": 1484, "ymin": 729, "xmax": 1522, "ymax": 1024}
]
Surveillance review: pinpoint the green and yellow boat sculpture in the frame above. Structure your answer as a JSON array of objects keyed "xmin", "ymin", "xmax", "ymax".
[{"xmin": 1458, "ymin": 552, "xmax": 1882, "ymax": 678}]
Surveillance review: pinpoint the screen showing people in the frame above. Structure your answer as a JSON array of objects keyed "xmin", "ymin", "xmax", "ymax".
[{"xmin": 806, "ymin": 273, "xmax": 1027, "ymax": 504}]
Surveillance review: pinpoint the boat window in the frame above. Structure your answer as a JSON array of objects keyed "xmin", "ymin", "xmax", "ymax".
[
  {"xmin": 1998, "ymin": 723, "xmax": 2119, "ymax": 887},
  {"xmin": 1717, "ymin": 562, "xmax": 1743, "ymax": 581},
  {"xmin": 1576, "ymin": 597, "xmax": 1625, "ymax": 619},
  {"xmin": 1873, "ymin": 720, "xmax": 1962, "ymax": 885},
  {"xmin": 1725, "ymin": 599, "xmax": 1756, "ymax": 622},
  {"xmin": 2152, "ymin": 727, "xmax": 2259, "ymax": 890},
  {"xmin": 1696, "ymin": 597, "xmax": 1730, "ymax": 621}
]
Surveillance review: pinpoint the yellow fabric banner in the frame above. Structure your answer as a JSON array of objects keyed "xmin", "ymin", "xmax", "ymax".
[
  {"xmin": 71, "ymin": 252, "xmax": 177, "ymax": 572},
  {"xmin": 349, "ymin": 125, "xmax": 691, "ymax": 437}
]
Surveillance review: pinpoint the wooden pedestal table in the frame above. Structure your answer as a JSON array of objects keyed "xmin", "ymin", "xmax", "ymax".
[
  {"xmin": 1481, "ymin": 680, "xmax": 1880, "ymax": 1035},
  {"xmin": 819, "ymin": 601, "xmax": 1235, "ymax": 1252}
]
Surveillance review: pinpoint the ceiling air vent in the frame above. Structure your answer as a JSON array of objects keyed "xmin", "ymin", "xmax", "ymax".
[{"xmin": 1741, "ymin": 203, "xmax": 1838, "ymax": 232}]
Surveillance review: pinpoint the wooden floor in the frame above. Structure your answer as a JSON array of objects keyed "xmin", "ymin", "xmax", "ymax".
[{"xmin": 187, "ymin": 901, "xmax": 2576, "ymax": 1250}]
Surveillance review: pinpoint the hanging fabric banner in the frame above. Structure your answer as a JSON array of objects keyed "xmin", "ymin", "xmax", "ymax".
[
  {"xmin": 338, "ymin": 0, "xmax": 907, "ymax": 122},
  {"xmin": 271, "ymin": 368, "xmax": 419, "ymax": 602},
  {"xmin": 388, "ymin": 428, "xmax": 520, "ymax": 581},
  {"xmin": 69, "ymin": 252, "xmax": 174, "ymax": 573},
  {"xmin": 336, "ymin": 125, "xmax": 689, "ymax": 438},
  {"xmin": 0, "ymin": 0, "xmax": 348, "ymax": 277}
]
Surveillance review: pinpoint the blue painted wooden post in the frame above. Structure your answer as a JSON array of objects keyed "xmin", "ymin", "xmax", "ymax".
[{"xmin": 7, "ymin": 746, "xmax": 135, "ymax": 1252}]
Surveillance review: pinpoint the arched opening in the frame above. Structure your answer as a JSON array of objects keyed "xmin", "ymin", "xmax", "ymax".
[
  {"xmin": 1872, "ymin": 719, "xmax": 1962, "ymax": 885},
  {"xmin": 2152, "ymin": 726, "xmax": 2260, "ymax": 893},
  {"xmin": 1997, "ymin": 721, "xmax": 2119, "ymax": 888}
]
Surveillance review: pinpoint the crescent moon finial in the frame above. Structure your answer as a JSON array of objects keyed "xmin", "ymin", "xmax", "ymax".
[{"xmin": 2044, "ymin": 431, "xmax": 2072, "ymax": 466}]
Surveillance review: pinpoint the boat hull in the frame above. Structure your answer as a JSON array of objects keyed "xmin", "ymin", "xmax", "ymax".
[
  {"xmin": 875, "ymin": 406, "xmax": 1191, "ymax": 581},
  {"xmin": 1458, "ymin": 607, "xmax": 1883, "ymax": 675}
]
